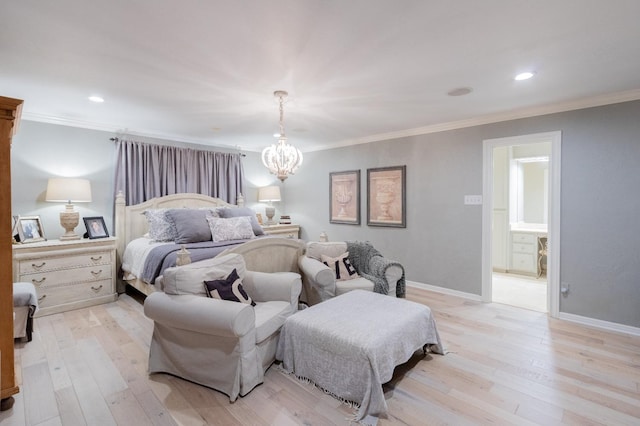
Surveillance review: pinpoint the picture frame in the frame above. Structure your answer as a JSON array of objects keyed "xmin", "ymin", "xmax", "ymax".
[
  {"xmin": 330, "ymin": 170, "xmax": 361, "ymax": 225},
  {"xmin": 17, "ymin": 216, "xmax": 46, "ymax": 243},
  {"xmin": 367, "ymin": 165, "xmax": 406, "ymax": 228},
  {"xmin": 84, "ymin": 216, "xmax": 109, "ymax": 239}
]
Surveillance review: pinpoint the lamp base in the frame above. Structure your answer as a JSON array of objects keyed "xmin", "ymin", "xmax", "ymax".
[
  {"xmin": 59, "ymin": 205, "xmax": 81, "ymax": 240},
  {"xmin": 265, "ymin": 206, "xmax": 276, "ymax": 225}
]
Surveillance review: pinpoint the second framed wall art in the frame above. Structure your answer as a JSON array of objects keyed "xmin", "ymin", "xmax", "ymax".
[
  {"xmin": 367, "ymin": 165, "xmax": 406, "ymax": 227},
  {"xmin": 329, "ymin": 170, "xmax": 360, "ymax": 225}
]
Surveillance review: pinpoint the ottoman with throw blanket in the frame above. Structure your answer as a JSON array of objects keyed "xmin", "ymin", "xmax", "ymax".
[{"xmin": 276, "ymin": 289, "xmax": 444, "ymax": 423}]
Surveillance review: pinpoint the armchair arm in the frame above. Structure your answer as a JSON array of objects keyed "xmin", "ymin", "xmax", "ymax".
[
  {"xmin": 242, "ymin": 271, "xmax": 302, "ymax": 306},
  {"xmin": 298, "ymin": 255, "xmax": 336, "ymax": 299},
  {"xmin": 144, "ymin": 292, "xmax": 254, "ymax": 338},
  {"xmin": 367, "ymin": 256, "xmax": 405, "ymax": 296}
]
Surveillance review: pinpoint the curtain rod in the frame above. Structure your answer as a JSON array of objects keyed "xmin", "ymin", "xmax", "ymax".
[{"xmin": 109, "ymin": 137, "xmax": 246, "ymax": 156}]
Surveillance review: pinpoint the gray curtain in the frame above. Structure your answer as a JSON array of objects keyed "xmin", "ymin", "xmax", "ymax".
[{"xmin": 114, "ymin": 139, "xmax": 244, "ymax": 205}]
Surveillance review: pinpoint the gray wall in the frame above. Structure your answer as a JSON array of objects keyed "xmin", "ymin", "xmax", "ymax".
[
  {"xmin": 10, "ymin": 100, "xmax": 640, "ymax": 328},
  {"xmin": 287, "ymin": 100, "xmax": 640, "ymax": 328}
]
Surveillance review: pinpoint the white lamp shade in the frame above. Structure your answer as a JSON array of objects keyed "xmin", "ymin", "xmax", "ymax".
[
  {"xmin": 46, "ymin": 178, "xmax": 92, "ymax": 203},
  {"xmin": 258, "ymin": 185, "xmax": 281, "ymax": 202}
]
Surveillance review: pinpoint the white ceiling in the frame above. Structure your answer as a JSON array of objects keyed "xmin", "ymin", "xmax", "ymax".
[{"xmin": 2, "ymin": 0, "xmax": 640, "ymax": 152}]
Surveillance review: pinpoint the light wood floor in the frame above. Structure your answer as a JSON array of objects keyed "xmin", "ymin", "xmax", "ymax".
[{"xmin": 2, "ymin": 286, "xmax": 639, "ymax": 426}]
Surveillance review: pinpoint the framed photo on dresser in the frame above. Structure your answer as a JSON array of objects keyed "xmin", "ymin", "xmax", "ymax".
[
  {"xmin": 84, "ymin": 216, "xmax": 109, "ymax": 239},
  {"xmin": 17, "ymin": 216, "xmax": 46, "ymax": 243}
]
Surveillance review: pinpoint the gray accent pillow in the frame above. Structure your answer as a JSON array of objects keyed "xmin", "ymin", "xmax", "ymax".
[
  {"xmin": 166, "ymin": 209, "xmax": 212, "ymax": 243},
  {"xmin": 217, "ymin": 207, "xmax": 265, "ymax": 236}
]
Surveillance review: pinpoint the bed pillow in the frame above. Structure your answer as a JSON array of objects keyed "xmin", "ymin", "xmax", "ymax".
[
  {"xmin": 217, "ymin": 207, "xmax": 265, "ymax": 236},
  {"xmin": 321, "ymin": 252, "xmax": 359, "ymax": 281},
  {"xmin": 206, "ymin": 216, "xmax": 255, "ymax": 242},
  {"xmin": 143, "ymin": 209, "xmax": 178, "ymax": 242},
  {"xmin": 204, "ymin": 268, "xmax": 255, "ymax": 306},
  {"xmin": 166, "ymin": 209, "xmax": 212, "ymax": 243}
]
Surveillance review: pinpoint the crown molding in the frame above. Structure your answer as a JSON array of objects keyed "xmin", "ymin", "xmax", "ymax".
[
  {"xmin": 19, "ymin": 112, "xmax": 249, "ymax": 151},
  {"xmin": 22, "ymin": 89, "xmax": 640, "ymax": 153},
  {"xmin": 306, "ymin": 88, "xmax": 640, "ymax": 152}
]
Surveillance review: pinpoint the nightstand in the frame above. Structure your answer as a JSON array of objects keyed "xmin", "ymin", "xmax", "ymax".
[
  {"xmin": 12, "ymin": 237, "xmax": 117, "ymax": 317},
  {"xmin": 261, "ymin": 224, "xmax": 300, "ymax": 239}
]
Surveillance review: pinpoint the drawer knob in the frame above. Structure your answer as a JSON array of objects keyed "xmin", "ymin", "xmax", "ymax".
[
  {"xmin": 32, "ymin": 277, "xmax": 46, "ymax": 285},
  {"xmin": 91, "ymin": 270, "xmax": 103, "ymax": 276},
  {"xmin": 91, "ymin": 256, "xmax": 103, "ymax": 261},
  {"xmin": 91, "ymin": 284, "xmax": 103, "ymax": 292},
  {"xmin": 32, "ymin": 262, "xmax": 46, "ymax": 269},
  {"xmin": 38, "ymin": 294, "xmax": 47, "ymax": 302}
]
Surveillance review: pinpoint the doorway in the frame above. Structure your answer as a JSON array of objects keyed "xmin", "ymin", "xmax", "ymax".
[{"xmin": 481, "ymin": 132, "xmax": 561, "ymax": 317}]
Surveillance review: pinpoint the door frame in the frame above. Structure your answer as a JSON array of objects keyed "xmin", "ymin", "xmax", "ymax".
[{"xmin": 481, "ymin": 131, "xmax": 561, "ymax": 317}]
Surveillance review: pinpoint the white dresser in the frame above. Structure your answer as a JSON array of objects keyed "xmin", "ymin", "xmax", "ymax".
[
  {"xmin": 12, "ymin": 237, "xmax": 117, "ymax": 317},
  {"xmin": 509, "ymin": 230, "xmax": 547, "ymax": 276}
]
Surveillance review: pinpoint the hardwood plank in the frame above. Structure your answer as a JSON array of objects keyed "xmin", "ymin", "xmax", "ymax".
[
  {"xmin": 54, "ymin": 386, "xmax": 86, "ymax": 426},
  {"xmin": 105, "ymin": 389, "xmax": 153, "ymax": 426},
  {"xmin": 22, "ymin": 361, "xmax": 59, "ymax": 425}
]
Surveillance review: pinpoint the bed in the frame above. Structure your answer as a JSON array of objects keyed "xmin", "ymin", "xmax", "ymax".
[{"xmin": 114, "ymin": 191, "xmax": 304, "ymax": 295}]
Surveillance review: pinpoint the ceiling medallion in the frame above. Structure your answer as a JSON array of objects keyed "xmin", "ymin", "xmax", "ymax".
[{"xmin": 261, "ymin": 90, "xmax": 303, "ymax": 181}]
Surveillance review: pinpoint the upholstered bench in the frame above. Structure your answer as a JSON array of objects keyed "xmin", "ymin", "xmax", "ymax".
[
  {"xmin": 276, "ymin": 289, "xmax": 444, "ymax": 422},
  {"xmin": 13, "ymin": 282, "xmax": 38, "ymax": 342}
]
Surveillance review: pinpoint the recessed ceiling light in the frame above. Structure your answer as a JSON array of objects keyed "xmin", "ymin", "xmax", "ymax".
[
  {"xmin": 447, "ymin": 87, "xmax": 473, "ymax": 97},
  {"xmin": 514, "ymin": 72, "xmax": 535, "ymax": 81},
  {"xmin": 88, "ymin": 96, "xmax": 104, "ymax": 103}
]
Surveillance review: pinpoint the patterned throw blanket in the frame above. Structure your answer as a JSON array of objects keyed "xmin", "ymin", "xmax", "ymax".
[{"xmin": 346, "ymin": 241, "xmax": 406, "ymax": 298}]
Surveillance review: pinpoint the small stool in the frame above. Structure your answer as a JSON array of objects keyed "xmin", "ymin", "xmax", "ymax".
[{"xmin": 13, "ymin": 282, "xmax": 38, "ymax": 342}]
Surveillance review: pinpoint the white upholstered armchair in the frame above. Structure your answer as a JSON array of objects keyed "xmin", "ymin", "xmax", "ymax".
[
  {"xmin": 144, "ymin": 253, "xmax": 301, "ymax": 401},
  {"xmin": 298, "ymin": 241, "xmax": 405, "ymax": 306}
]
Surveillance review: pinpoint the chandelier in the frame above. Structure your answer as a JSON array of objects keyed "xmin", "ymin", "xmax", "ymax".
[{"xmin": 262, "ymin": 90, "xmax": 303, "ymax": 181}]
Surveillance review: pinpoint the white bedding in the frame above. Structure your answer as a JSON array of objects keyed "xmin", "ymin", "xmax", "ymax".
[{"xmin": 121, "ymin": 237, "xmax": 170, "ymax": 281}]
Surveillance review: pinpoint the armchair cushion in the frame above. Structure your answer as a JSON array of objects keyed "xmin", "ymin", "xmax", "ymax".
[
  {"xmin": 254, "ymin": 301, "xmax": 292, "ymax": 343},
  {"xmin": 204, "ymin": 268, "xmax": 255, "ymax": 306}
]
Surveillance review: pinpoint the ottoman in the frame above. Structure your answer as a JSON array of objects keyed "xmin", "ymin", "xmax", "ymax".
[
  {"xmin": 13, "ymin": 282, "xmax": 39, "ymax": 342},
  {"xmin": 276, "ymin": 289, "xmax": 443, "ymax": 422}
]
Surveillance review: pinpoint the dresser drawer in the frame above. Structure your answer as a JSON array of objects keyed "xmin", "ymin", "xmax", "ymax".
[
  {"xmin": 36, "ymin": 279, "xmax": 113, "ymax": 309},
  {"xmin": 19, "ymin": 264, "xmax": 112, "ymax": 288},
  {"xmin": 511, "ymin": 253, "xmax": 536, "ymax": 272},
  {"xmin": 512, "ymin": 233, "xmax": 536, "ymax": 244},
  {"xmin": 18, "ymin": 250, "xmax": 112, "ymax": 275},
  {"xmin": 512, "ymin": 243, "xmax": 535, "ymax": 254}
]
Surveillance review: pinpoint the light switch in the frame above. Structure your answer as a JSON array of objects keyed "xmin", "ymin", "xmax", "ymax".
[{"xmin": 464, "ymin": 195, "xmax": 483, "ymax": 205}]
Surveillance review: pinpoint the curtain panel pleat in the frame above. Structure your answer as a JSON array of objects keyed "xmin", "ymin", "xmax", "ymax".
[{"xmin": 114, "ymin": 139, "xmax": 244, "ymax": 206}]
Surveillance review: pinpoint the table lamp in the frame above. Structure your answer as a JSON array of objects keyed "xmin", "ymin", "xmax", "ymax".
[
  {"xmin": 258, "ymin": 185, "xmax": 281, "ymax": 225},
  {"xmin": 46, "ymin": 178, "xmax": 92, "ymax": 240}
]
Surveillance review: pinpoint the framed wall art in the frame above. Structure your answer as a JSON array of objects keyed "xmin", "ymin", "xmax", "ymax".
[
  {"xmin": 17, "ymin": 216, "xmax": 46, "ymax": 243},
  {"xmin": 84, "ymin": 216, "xmax": 109, "ymax": 239},
  {"xmin": 329, "ymin": 170, "xmax": 360, "ymax": 225},
  {"xmin": 367, "ymin": 165, "xmax": 406, "ymax": 228}
]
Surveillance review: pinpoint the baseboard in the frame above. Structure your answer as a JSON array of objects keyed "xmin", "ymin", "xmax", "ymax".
[
  {"xmin": 406, "ymin": 280, "xmax": 483, "ymax": 302},
  {"xmin": 558, "ymin": 312, "xmax": 640, "ymax": 337},
  {"xmin": 408, "ymin": 280, "xmax": 640, "ymax": 336}
]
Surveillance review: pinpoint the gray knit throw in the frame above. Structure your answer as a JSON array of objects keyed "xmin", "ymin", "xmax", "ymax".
[{"xmin": 346, "ymin": 241, "xmax": 406, "ymax": 298}]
